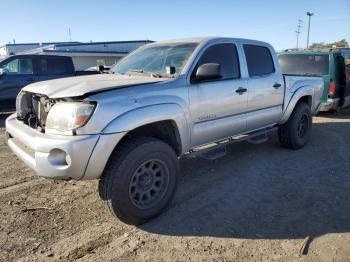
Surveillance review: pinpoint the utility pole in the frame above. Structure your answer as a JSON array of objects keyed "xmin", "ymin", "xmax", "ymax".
[
  {"xmin": 306, "ymin": 12, "xmax": 314, "ymax": 49},
  {"xmin": 296, "ymin": 19, "xmax": 302, "ymax": 50},
  {"xmin": 68, "ymin": 28, "xmax": 72, "ymax": 42}
]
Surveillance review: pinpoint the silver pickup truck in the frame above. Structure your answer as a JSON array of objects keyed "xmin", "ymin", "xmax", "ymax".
[{"xmin": 5, "ymin": 37, "xmax": 323, "ymax": 225}]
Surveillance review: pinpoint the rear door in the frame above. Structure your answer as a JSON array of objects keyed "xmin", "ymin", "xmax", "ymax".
[
  {"xmin": 0, "ymin": 56, "xmax": 35, "ymax": 109},
  {"xmin": 243, "ymin": 44, "xmax": 284, "ymax": 131},
  {"xmin": 189, "ymin": 42, "xmax": 248, "ymax": 147},
  {"xmin": 35, "ymin": 56, "xmax": 74, "ymax": 82}
]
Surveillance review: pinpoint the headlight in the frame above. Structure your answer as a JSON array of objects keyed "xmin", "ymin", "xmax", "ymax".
[{"xmin": 45, "ymin": 102, "xmax": 95, "ymax": 132}]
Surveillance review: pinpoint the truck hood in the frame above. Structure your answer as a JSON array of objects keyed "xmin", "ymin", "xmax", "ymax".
[{"xmin": 22, "ymin": 74, "xmax": 169, "ymax": 98}]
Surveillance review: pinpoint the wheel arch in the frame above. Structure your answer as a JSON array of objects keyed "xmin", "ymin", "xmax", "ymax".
[
  {"xmin": 101, "ymin": 103, "xmax": 190, "ymax": 155},
  {"xmin": 279, "ymin": 86, "xmax": 314, "ymax": 124}
]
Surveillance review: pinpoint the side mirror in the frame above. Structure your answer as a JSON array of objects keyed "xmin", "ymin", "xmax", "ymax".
[
  {"xmin": 195, "ymin": 63, "xmax": 221, "ymax": 82},
  {"xmin": 0, "ymin": 68, "xmax": 5, "ymax": 76}
]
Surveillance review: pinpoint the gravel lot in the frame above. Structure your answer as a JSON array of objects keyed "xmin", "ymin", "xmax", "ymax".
[{"xmin": 0, "ymin": 109, "xmax": 349, "ymax": 261}]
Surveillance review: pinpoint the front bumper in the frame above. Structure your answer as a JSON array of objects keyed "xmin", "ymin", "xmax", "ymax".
[{"xmin": 5, "ymin": 113, "xmax": 125, "ymax": 180}]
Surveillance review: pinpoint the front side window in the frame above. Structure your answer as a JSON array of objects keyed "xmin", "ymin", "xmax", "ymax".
[
  {"xmin": 37, "ymin": 58, "xmax": 69, "ymax": 75},
  {"xmin": 195, "ymin": 43, "xmax": 240, "ymax": 80},
  {"xmin": 111, "ymin": 43, "xmax": 198, "ymax": 77},
  {"xmin": 3, "ymin": 58, "xmax": 33, "ymax": 75},
  {"xmin": 244, "ymin": 45, "xmax": 275, "ymax": 77}
]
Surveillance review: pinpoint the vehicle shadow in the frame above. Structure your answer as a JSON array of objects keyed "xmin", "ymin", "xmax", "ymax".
[
  {"xmin": 0, "ymin": 112, "xmax": 14, "ymax": 128},
  {"xmin": 0, "ymin": 115, "xmax": 7, "ymax": 128},
  {"xmin": 137, "ymin": 115, "xmax": 350, "ymax": 240}
]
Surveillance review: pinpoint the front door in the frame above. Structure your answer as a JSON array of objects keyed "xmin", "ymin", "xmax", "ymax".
[
  {"xmin": 189, "ymin": 43, "xmax": 248, "ymax": 147},
  {"xmin": 0, "ymin": 57, "xmax": 35, "ymax": 109}
]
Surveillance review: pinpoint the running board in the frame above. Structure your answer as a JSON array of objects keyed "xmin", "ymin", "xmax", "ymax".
[{"xmin": 188, "ymin": 127, "xmax": 278, "ymax": 160}]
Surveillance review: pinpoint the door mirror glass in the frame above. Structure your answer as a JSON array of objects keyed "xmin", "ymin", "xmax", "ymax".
[{"xmin": 195, "ymin": 63, "xmax": 221, "ymax": 82}]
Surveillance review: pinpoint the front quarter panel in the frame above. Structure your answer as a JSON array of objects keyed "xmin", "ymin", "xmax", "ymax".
[{"xmin": 102, "ymin": 103, "xmax": 190, "ymax": 155}]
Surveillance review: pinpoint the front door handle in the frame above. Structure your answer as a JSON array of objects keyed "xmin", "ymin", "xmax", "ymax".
[
  {"xmin": 273, "ymin": 83, "xmax": 281, "ymax": 89},
  {"xmin": 236, "ymin": 87, "xmax": 247, "ymax": 94}
]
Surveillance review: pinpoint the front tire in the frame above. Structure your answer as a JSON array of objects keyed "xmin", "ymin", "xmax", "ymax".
[
  {"xmin": 99, "ymin": 137, "xmax": 179, "ymax": 225},
  {"xmin": 278, "ymin": 102, "xmax": 312, "ymax": 149}
]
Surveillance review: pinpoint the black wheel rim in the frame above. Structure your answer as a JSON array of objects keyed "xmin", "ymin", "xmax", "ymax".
[
  {"xmin": 297, "ymin": 113, "xmax": 309, "ymax": 139},
  {"xmin": 129, "ymin": 159, "xmax": 170, "ymax": 209}
]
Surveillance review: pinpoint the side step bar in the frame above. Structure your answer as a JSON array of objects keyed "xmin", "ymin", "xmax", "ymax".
[{"xmin": 187, "ymin": 127, "xmax": 278, "ymax": 160}]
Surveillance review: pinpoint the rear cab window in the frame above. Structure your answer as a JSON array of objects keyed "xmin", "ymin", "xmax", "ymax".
[
  {"xmin": 243, "ymin": 44, "xmax": 275, "ymax": 77},
  {"xmin": 279, "ymin": 53, "xmax": 330, "ymax": 76},
  {"xmin": 192, "ymin": 43, "xmax": 240, "ymax": 82}
]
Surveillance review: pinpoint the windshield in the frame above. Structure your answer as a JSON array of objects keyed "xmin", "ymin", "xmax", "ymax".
[
  {"xmin": 279, "ymin": 54, "xmax": 329, "ymax": 76},
  {"xmin": 111, "ymin": 43, "xmax": 198, "ymax": 77}
]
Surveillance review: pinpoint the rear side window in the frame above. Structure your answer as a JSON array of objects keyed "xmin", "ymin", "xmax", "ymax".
[
  {"xmin": 37, "ymin": 57, "xmax": 69, "ymax": 75},
  {"xmin": 196, "ymin": 43, "xmax": 240, "ymax": 80},
  {"xmin": 244, "ymin": 45, "xmax": 275, "ymax": 77}
]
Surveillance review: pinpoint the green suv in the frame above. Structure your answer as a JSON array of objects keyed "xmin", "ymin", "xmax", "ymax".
[{"xmin": 279, "ymin": 49, "xmax": 350, "ymax": 112}]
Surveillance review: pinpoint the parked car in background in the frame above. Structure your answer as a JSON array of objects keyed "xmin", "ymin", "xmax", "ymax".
[
  {"xmin": 0, "ymin": 55, "xmax": 99, "ymax": 110},
  {"xmin": 6, "ymin": 37, "xmax": 323, "ymax": 225},
  {"xmin": 279, "ymin": 48, "xmax": 350, "ymax": 112},
  {"xmin": 85, "ymin": 65, "xmax": 111, "ymax": 73}
]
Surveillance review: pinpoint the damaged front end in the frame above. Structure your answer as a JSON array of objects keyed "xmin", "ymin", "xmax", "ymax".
[
  {"xmin": 15, "ymin": 91, "xmax": 96, "ymax": 135},
  {"xmin": 16, "ymin": 91, "xmax": 55, "ymax": 132}
]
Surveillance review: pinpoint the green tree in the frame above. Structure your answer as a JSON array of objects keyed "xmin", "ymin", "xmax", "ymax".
[{"xmin": 309, "ymin": 39, "xmax": 349, "ymax": 49}]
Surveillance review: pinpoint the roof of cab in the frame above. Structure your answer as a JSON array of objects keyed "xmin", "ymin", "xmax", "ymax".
[{"xmin": 148, "ymin": 37, "xmax": 271, "ymax": 46}]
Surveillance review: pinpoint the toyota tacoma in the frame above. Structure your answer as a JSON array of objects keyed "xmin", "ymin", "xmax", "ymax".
[{"xmin": 5, "ymin": 37, "xmax": 324, "ymax": 225}]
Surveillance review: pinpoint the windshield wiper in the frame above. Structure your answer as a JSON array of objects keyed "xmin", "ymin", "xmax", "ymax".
[
  {"xmin": 126, "ymin": 69, "xmax": 169, "ymax": 78},
  {"xmin": 127, "ymin": 69, "xmax": 145, "ymax": 74}
]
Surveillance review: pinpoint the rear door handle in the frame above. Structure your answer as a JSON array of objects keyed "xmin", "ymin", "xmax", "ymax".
[
  {"xmin": 273, "ymin": 83, "xmax": 281, "ymax": 89},
  {"xmin": 236, "ymin": 87, "xmax": 247, "ymax": 94}
]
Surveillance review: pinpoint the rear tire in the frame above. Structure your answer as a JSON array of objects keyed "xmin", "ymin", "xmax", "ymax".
[
  {"xmin": 278, "ymin": 102, "xmax": 312, "ymax": 149},
  {"xmin": 99, "ymin": 137, "xmax": 179, "ymax": 225}
]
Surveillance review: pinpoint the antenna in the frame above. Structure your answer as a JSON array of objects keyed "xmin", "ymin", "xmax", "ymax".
[{"xmin": 296, "ymin": 19, "xmax": 302, "ymax": 50}]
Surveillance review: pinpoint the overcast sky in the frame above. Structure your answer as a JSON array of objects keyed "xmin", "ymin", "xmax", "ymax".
[{"xmin": 1, "ymin": 0, "xmax": 349, "ymax": 50}]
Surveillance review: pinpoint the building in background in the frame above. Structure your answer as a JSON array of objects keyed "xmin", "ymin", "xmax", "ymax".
[
  {"xmin": 3, "ymin": 40, "xmax": 152, "ymax": 70},
  {"xmin": 0, "ymin": 42, "xmax": 79, "ymax": 57}
]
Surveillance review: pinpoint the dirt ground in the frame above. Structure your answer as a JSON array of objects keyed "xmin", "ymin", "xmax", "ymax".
[{"xmin": 0, "ymin": 109, "xmax": 349, "ymax": 262}]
